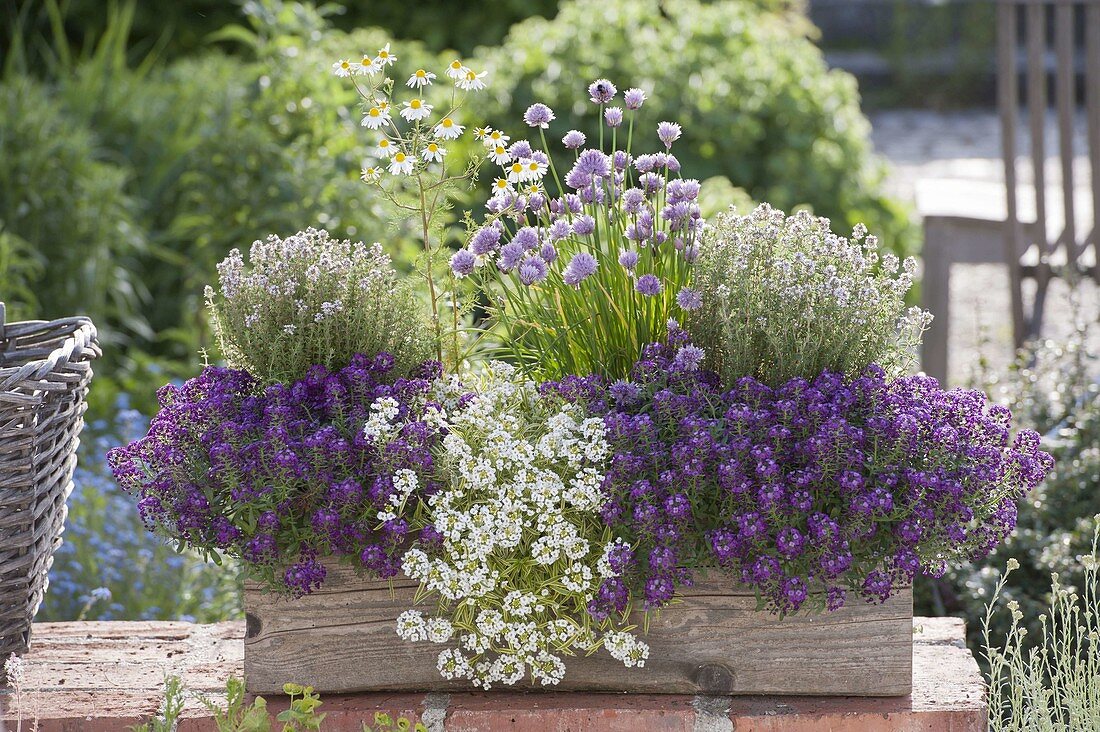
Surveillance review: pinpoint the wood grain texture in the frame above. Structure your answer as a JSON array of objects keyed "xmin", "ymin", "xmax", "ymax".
[{"xmin": 244, "ymin": 561, "xmax": 912, "ymax": 696}]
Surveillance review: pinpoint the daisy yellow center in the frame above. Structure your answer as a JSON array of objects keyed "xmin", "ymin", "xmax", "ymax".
[
  {"xmin": 441, "ymin": 118, "xmax": 453, "ymax": 128},
  {"xmin": 416, "ymin": 70, "xmax": 427, "ymax": 78},
  {"xmin": 465, "ymin": 70, "xmax": 477, "ymax": 80},
  {"xmin": 490, "ymin": 132, "xmax": 502, "ymax": 141},
  {"xmin": 495, "ymin": 180, "xmax": 508, "ymax": 189},
  {"xmin": 451, "ymin": 61, "xmax": 463, "ymax": 70},
  {"xmin": 428, "ymin": 144, "xmax": 438, "ymax": 152},
  {"xmin": 379, "ymin": 139, "xmax": 389, "ymax": 147},
  {"xmin": 379, "ymin": 51, "xmax": 390, "ymax": 59},
  {"xmin": 361, "ymin": 57, "xmax": 371, "ymax": 65},
  {"xmin": 370, "ymin": 108, "xmax": 381, "ymax": 117},
  {"xmin": 341, "ymin": 61, "xmax": 350, "ymax": 69},
  {"xmin": 511, "ymin": 162, "xmax": 524, "ymax": 174},
  {"xmin": 528, "ymin": 162, "xmax": 539, "ymax": 171},
  {"xmin": 495, "ymin": 146, "xmax": 506, "ymax": 155},
  {"xmin": 410, "ymin": 100, "xmax": 422, "ymax": 109},
  {"xmin": 394, "ymin": 153, "xmax": 406, "ymax": 162}
]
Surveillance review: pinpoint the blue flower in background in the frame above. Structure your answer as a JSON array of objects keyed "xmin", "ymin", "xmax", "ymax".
[{"xmin": 41, "ymin": 396, "xmax": 241, "ymax": 622}]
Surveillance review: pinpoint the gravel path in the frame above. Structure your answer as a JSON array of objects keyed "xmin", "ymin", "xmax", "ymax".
[{"xmin": 868, "ymin": 109, "xmax": 1098, "ymax": 386}]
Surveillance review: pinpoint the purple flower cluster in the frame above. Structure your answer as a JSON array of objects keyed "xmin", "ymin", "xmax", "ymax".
[
  {"xmin": 107, "ymin": 354, "xmax": 444, "ymax": 597},
  {"xmin": 544, "ymin": 337, "xmax": 1053, "ymax": 616}
]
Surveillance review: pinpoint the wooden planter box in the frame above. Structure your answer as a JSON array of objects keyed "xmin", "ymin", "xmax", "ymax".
[{"xmin": 244, "ymin": 561, "xmax": 913, "ymax": 696}]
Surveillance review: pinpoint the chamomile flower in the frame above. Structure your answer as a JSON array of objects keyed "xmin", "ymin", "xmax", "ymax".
[
  {"xmin": 422, "ymin": 142, "xmax": 446, "ymax": 162},
  {"xmin": 361, "ymin": 106, "xmax": 390, "ymax": 129},
  {"xmin": 375, "ymin": 43, "xmax": 397, "ymax": 67},
  {"xmin": 332, "ymin": 59, "xmax": 354, "ymax": 77},
  {"xmin": 491, "ymin": 178, "xmax": 513, "ymax": 195},
  {"xmin": 523, "ymin": 183, "xmax": 545, "ymax": 197},
  {"xmin": 457, "ymin": 68, "xmax": 487, "ymax": 91},
  {"xmin": 434, "ymin": 117, "xmax": 464, "ymax": 139},
  {"xmin": 388, "ymin": 151, "xmax": 414, "ymax": 175},
  {"xmin": 446, "ymin": 59, "xmax": 469, "ymax": 79},
  {"xmin": 374, "ymin": 137, "xmax": 396, "ymax": 157},
  {"xmin": 473, "ymin": 126, "xmax": 493, "ymax": 141},
  {"xmin": 504, "ymin": 160, "xmax": 526, "ymax": 183},
  {"xmin": 401, "ymin": 98, "xmax": 433, "ymax": 122},
  {"xmin": 356, "ymin": 53, "xmax": 380, "ymax": 75},
  {"xmin": 525, "ymin": 158, "xmax": 548, "ymax": 179},
  {"xmin": 407, "ymin": 68, "xmax": 437, "ymax": 88},
  {"xmin": 360, "ymin": 165, "xmax": 383, "ymax": 182},
  {"xmin": 486, "ymin": 129, "xmax": 510, "ymax": 148},
  {"xmin": 488, "ymin": 144, "xmax": 512, "ymax": 166}
]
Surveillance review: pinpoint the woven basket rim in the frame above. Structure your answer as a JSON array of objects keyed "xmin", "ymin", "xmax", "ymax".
[{"xmin": 0, "ymin": 314, "xmax": 101, "ymax": 388}]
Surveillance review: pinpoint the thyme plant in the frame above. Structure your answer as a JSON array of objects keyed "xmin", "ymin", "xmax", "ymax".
[{"xmin": 688, "ymin": 203, "xmax": 931, "ymax": 387}]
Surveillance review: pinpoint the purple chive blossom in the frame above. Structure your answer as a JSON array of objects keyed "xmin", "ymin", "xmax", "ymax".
[
  {"xmin": 549, "ymin": 219, "xmax": 572, "ymax": 241},
  {"xmin": 572, "ymin": 215, "xmax": 596, "ymax": 236},
  {"xmin": 513, "ymin": 226, "xmax": 540, "ymax": 250},
  {"xmin": 635, "ymin": 273, "xmax": 662, "ymax": 296},
  {"xmin": 509, "ymin": 140, "xmax": 534, "ymax": 158},
  {"xmin": 540, "ymin": 243, "xmax": 558, "ymax": 263},
  {"xmin": 622, "ymin": 188, "xmax": 646, "ymax": 214},
  {"xmin": 498, "ymin": 241, "xmax": 525, "ymax": 271},
  {"xmin": 562, "ymin": 130, "xmax": 586, "ymax": 149},
  {"xmin": 624, "ymin": 87, "xmax": 647, "ymax": 110},
  {"xmin": 450, "ymin": 249, "xmax": 476, "ymax": 277},
  {"xmin": 618, "ymin": 249, "xmax": 640, "ymax": 271},
  {"xmin": 470, "ymin": 225, "xmax": 501, "ymax": 255},
  {"xmin": 563, "ymin": 252, "xmax": 598, "ymax": 286},
  {"xmin": 518, "ymin": 255, "xmax": 549, "ymax": 285},
  {"xmin": 523, "ymin": 103, "xmax": 556, "ymax": 128},
  {"xmin": 588, "ymin": 78, "xmax": 617, "ymax": 104},
  {"xmin": 676, "ymin": 287, "xmax": 703, "ymax": 311},
  {"xmin": 604, "ymin": 107, "xmax": 624, "ymax": 128},
  {"xmin": 657, "ymin": 121, "xmax": 682, "ymax": 148}
]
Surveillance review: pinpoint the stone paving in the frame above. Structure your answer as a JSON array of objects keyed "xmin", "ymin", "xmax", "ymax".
[{"xmin": 869, "ymin": 109, "xmax": 1098, "ymax": 386}]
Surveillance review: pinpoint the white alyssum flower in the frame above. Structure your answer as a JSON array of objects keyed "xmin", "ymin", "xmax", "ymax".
[{"xmin": 394, "ymin": 363, "xmax": 648, "ymax": 688}]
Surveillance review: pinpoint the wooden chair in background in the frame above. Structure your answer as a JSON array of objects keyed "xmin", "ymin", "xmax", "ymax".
[{"xmin": 920, "ymin": 0, "xmax": 1099, "ymax": 382}]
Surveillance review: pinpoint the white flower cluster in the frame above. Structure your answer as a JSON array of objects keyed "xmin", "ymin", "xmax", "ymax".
[
  {"xmin": 332, "ymin": 43, "xmax": 487, "ymax": 181},
  {"xmin": 395, "ymin": 362, "xmax": 647, "ymax": 688}
]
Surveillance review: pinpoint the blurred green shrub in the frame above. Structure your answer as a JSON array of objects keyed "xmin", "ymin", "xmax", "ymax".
[
  {"xmin": 475, "ymin": 0, "xmax": 916, "ymax": 257},
  {"xmin": 916, "ymin": 314, "xmax": 1100, "ymax": 659}
]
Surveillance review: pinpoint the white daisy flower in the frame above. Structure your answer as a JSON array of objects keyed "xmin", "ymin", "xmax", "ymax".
[
  {"xmin": 434, "ymin": 117, "xmax": 464, "ymax": 139},
  {"xmin": 360, "ymin": 165, "xmax": 383, "ymax": 182},
  {"xmin": 525, "ymin": 158, "xmax": 548, "ymax": 179},
  {"xmin": 445, "ymin": 59, "xmax": 469, "ymax": 80},
  {"xmin": 421, "ymin": 142, "xmax": 446, "ymax": 162},
  {"xmin": 491, "ymin": 178, "xmax": 513, "ymax": 195},
  {"xmin": 355, "ymin": 54, "xmax": 380, "ymax": 75},
  {"xmin": 332, "ymin": 59, "xmax": 353, "ymax": 77},
  {"xmin": 400, "ymin": 98, "xmax": 433, "ymax": 122},
  {"xmin": 375, "ymin": 137, "xmax": 396, "ymax": 157},
  {"xmin": 488, "ymin": 144, "xmax": 511, "ymax": 166},
  {"xmin": 485, "ymin": 129, "xmax": 510, "ymax": 148},
  {"xmin": 456, "ymin": 68, "xmax": 487, "ymax": 91},
  {"xmin": 473, "ymin": 126, "xmax": 493, "ymax": 141},
  {"xmin": 388, "ymin": 151, "xmax": 414, "ymax": 175},
  {"xmin": 406, "ymin": 68, "xmax": 436, "ymax": 88},
  {"xmin": 505, "ymin": 160, "xmax": 527, "ymax": 183},
  {"xmin": 375, "ymin": 43, "xmax": 397, "ymax": 67},
  {"xmin": 361, "ymin": 106, "xmax": 390, "ymax": 130}
]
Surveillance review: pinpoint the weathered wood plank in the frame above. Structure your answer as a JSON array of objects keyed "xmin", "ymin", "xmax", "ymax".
[{"xmin": 244, "ymin": 562, "xmax": 913, "ymax": 697}]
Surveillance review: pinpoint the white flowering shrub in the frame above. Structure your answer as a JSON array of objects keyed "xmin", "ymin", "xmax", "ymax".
[
  {"xmin": 687, "ymin": 203, "xmax": 932, "ymax": 387},
  {"xmin": 396, "ymin": 362, "xmax": 648, "ymax": 687},
  {"xmin": 206, "ymin": 227, "xmax": 434, "ymax": 384}
]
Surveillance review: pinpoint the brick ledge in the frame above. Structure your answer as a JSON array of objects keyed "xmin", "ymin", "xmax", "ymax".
[{"xmin": 0, "ymin": 617, "xmax": 985, "ymax": 731}]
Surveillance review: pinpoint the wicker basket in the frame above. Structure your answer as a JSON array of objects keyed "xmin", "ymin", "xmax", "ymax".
[{"xmin": 0, "ymin": 303, "xmax": 99, "ymax": 662}]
